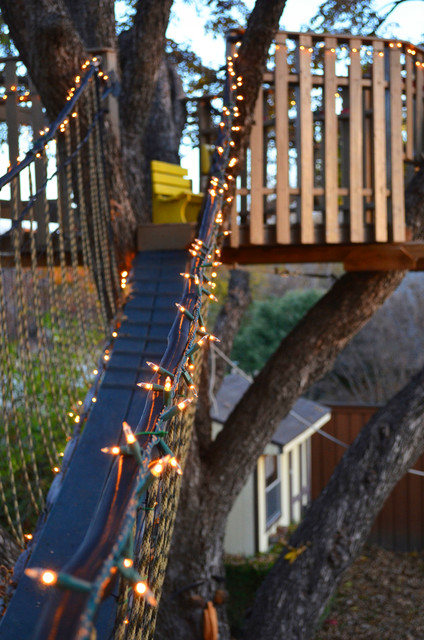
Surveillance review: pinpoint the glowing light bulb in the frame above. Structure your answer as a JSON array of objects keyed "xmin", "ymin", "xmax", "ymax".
[
  {"xmin": 24, "ymin": 533, "xmax": 33, "ymax": 540},
  {"xmin": 93, "ymin": 369, "xmax": 98, "ymax": 375},
  {"xmin": 138, "ymin": 382, "xmax": 153, "ymax": 390},
  {"xmin": 169, "ymin": 457, "xmax": 183, "ymax": 475},
  {"xmin": 147, "ymin": 361, "xmax": 159, "ymax": 372},
  {"xmin": 148, "ymin": 455, "xmax": 170, "ymax": 477},
  {"xmin": 164, "ymin": 377, "xmax": 172, "ymax": 393},
  {"xmin": 101, "ymin": 446, "xmax": 121, "ymax": 455},
  {"xmin": 26, "ymin": 568, "xmax": 58, "ymax": 585},
  {"xmin": 52, "ymin": 466, "xmax": 60, "ymax": 473},
  {"xmin": 123, "ymin": 558, "xmax": 133, "ymax": 568},
  {"xmin": 123, "ymin": 421, "xmax": 136, "ymax": 444}
]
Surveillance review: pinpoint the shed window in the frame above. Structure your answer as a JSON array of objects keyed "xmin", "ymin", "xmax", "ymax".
[{"xmin": 265, "ymin": 455, "xmax": 281, "ymax": 528}]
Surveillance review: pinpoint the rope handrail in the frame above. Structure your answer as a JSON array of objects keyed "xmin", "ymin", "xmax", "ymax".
[{"xmin": 24, "ymin": 34, "xmax": 240, "ymax": 640}]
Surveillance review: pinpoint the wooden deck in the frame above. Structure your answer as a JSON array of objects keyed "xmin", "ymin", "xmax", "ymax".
[{"xmin": 200, "ymin": 32, "xmax": 424, "ymax": 268}]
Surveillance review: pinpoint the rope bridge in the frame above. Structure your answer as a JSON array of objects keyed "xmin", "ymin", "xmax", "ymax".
[
  {"xmin": 0, "ymin": 59, "xmax": 120, "ymax": 547},
  {"xmin": 0, "ymin": 35, "xmax": 239, "ymax": 640}
]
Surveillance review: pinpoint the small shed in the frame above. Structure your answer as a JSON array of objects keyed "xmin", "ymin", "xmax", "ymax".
[{"xmin": 212, "ymin": 373, "xmax": 331, "ymax": 555}]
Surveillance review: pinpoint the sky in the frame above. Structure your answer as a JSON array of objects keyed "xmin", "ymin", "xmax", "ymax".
[{"xmin": 165, "ymin": 0, "xmax": 424, "ymax": 187}]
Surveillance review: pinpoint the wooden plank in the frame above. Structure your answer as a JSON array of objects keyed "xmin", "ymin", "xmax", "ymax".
[
  {"xmin": 30, "ymin": 82, "xmax": 47, "ymax": 248},
  {"xmin": 221, "ymin": 241, "xmax": 424, "ymax": 269},
  {"xmin": 415, "ymin": 52, "xmax": 424, "ymax": 161},
  {"xmin": 349, "ymin": 39, "xmax": 364, "ymax": 242},
  {"xmin": 389, "ymin": 45, "xmax": 405, "ymax": 242},
  {"xmin": 5, "ymin": 61, "xmax": 20, "ymax": 212},
  {"xmin": 230, "ymin": 196, "xmax": 239, "ymax": 247},
  {"xmin": 372, "ymin": 40, "xmax": 388, "ymax": 242},
  {"xmin": 324, "ymin": 36, "xmax": 339, "ymax": 242},
  {"xmin": 249, "ymin": 86, "xmax": 264, "ymax": 244},
  {"xmin": 299, "ymin": 34, "xmax": 314, "ymax": 243},
  {"xmin": 405, "ymin": 50, "xmax": 414, "ymax": 160},
  {"xmin": 275, "ymin": 32, "xmax": 290, "ymax": 244}
]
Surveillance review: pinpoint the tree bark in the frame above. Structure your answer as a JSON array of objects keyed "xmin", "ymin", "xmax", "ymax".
[{"xmin": 244, "ymin": 365, "xmax": 424, "ymax": 639}]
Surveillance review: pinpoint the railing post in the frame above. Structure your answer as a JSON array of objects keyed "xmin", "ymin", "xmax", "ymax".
[
  {"xmin": 324, "ymin": 37, "xmax": 339, "ymax": 243},
  {"xmin": 275, "ymin": 32, "xmax": 290, "ymax": 244},
  {"xmin": 30, "ymin": 79, "xmax": 47, "ymax": 248},
  {"xmin": 5, "ymin": 60, "xmax": 20, "ymax": 232},
  {"xmin": 89, "ymin": 48, "xmax": 121, "ymax": 146},
  {"xmin": 389, "ymin": 42, "xmax": 405, "ymax": 242},
  {"xmin": 372, "ymin": 40, "xmax": 388, "ymax": 242},
  {"xmin": 298, "ymin": 34, "xmax": 314, "ymax": 244},
  {"xmin": 348, "ymin": 39, "xmax": 364, "ymax": 242}
]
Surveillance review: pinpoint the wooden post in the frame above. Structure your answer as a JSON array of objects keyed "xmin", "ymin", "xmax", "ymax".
[
  {"xmin": 405, "ymin": 50, "xmax": 414, "ymax": 161},
  {"xmin": 30, "ymin": 80, "xmax": 47, "ymax": 248},
  {"xmin": 349, "ymin": 39, "xmax": 364, "ymax": 242},
  {"xmin": 5, "ymin": 60, "xmax": 20, "ymax": 234},
  {"xmin": 415, "ymin": 52, "xmax": 423, "ymax": 162},
  {"xmin": 389, "ymin": 44, "xmax": 405, "ymax": 242},
  {"xmin": 324, "ymin": 37, "xmax": 339, "ymax": 243},
  {"xmin": 372, "ymin": 40, "xmax": 388, "ymax": 242},
  {"xmin": 299, "ymin": 34, "xmax": 314, "ymax": 244},
  {"xmin": 250, "ymin": 86, "xmax": 264, "ymax": 245},
  {"xmin": 275, "ymin": 32, "xmax": 290, "ymax": 244},
  {"xmin": 88, "ymin": 48, "xmax": 120, "ymax": 146}
]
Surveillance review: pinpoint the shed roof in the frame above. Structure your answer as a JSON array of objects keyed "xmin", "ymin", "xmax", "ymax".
[{"xmin": 211, "ymin": 373, "xmax": 331, "ymax": 449}]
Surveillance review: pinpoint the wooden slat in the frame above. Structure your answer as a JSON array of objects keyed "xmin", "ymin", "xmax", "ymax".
[
  {"xmin": 349, "ymin": 39, "xmax": 364, "ymax": 242},
  {"xmin": 275, "ymin": 32, "xmax": 290, "ymax": 244},
  {"xmin": 230, "ymin": 196, "xmax": 239, "ymax": 247},
  {"xmin": 249, "ymin": 86, "xmax": 264, "ymax": 244},
  {"xmin": 415, "ymin": 52, "xmax": 424, "ymax": 161},
  {"xmin": 372, "ymin": 40, "xmax": 388, "ymax": 242},
  {"xmin": 389, "ymin": 45, "xmax": 405, "ymax": 242},
  {"xmin": 405, "ymin": 51, "xmax": 414, "ymax": 160},
  {"xmin": 30, "ymin": 83, "xmax": 47, "ymax": 248},
  {"xmin": 324, "ymin": 37, "xmax": 339, "ymax": 242},
  {"xmin": 299, "ymin": 34, "xmax": 314, "ymax": 243}
]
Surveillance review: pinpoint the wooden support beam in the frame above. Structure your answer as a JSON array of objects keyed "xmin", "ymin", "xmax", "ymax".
[
  {"xmin": 221, "ymin": 241, "xmax": 424, "ymax": 271},
  {"xmin": 389, "ymin": 45, "xmax": 405, "ymax": 242},
  {"xmin": 349, "ymin": 40, "xmax": 364, "ymax": 242},
  {"xmin": 324, "ymin": 37, "xmax": 339, "ymax": 243},
  {"xmin": 250, "ymin": 86, "xmax": 264, "ymax": 244},
  {"xmin": 372, "ymin": 40, "xmax": 388, "ymax": 242},
  {"xmin": 299, "ymin": 35, "xmax": 314, "ymax": 243},
  {"xmin": 405, "ymin": 51, "xmax": 414, "ymax": 160},
  {"xmin": 275, "ymin": 32, "xmax": 290, "ymax": 244}
]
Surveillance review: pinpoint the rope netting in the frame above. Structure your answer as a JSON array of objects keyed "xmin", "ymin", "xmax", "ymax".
[{"xmin": 0, "ymin": 60, "xmax": 120, "ymax": 546}]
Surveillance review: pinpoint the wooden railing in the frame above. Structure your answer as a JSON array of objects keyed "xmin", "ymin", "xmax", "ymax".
[{"xmin": 201, "ymin": 32, "xmax": 424, "ymax": 250}]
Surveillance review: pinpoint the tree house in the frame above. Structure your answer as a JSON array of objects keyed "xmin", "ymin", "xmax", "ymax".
[{"xmin": 199, "ymin": 32, "xmax": 424, "ymax": 270}]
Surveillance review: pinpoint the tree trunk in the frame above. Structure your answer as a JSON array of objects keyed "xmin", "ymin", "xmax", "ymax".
[{"xmin": 244, "ymin": 365, "xmax": 424, "ymax": 639}]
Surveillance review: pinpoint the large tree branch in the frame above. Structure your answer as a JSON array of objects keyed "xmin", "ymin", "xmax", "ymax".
[
  {"xmin": 205, "ymin": 269, "xmax": 405, "ymax": 505},
  {"xmin": 119, "ymin": 0, "xmax": 173, "ymax": 135},
  {"xmin": 244, "ymin": 363, "xmax": 424, "ymax": 639},
  {"xmin": 63, "ymin": 0, "xmax": 116, "ymax": 50},
  {"xmin": 0, "ymin": 0, "xmax": 86, "ymax": 119}
]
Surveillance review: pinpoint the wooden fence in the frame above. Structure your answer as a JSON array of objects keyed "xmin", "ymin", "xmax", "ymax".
[
  {"xmin": 200, "ymin": 32, "xmax": 424, "ymax": 252},
  {"xmin": 311, "ymin": 405, "xmax": 424, "ymax": 551}
]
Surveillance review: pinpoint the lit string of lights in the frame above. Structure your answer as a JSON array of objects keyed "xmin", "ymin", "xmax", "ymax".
[{"xmin": 22, "ymin": 36, "xmax": 243, "ymax": 640}]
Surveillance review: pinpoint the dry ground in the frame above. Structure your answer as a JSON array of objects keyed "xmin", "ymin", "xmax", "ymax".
[{"xmin": 315, "ymin": 545, "xmax": 424, "ymax": 640}]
